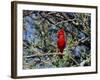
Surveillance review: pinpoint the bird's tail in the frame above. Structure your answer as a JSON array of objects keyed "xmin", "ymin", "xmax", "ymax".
[
  {"xmin": 58, "ymin": 55, "xmax": 63, "ymax": 59},
  {"xmin": 60, "ymin": 49, "xmax": 63, "ymax": 53}
]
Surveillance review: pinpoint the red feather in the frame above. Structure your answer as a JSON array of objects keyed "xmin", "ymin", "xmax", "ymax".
[{"xmin": 57, "ymin": 28, "xmax": 66, "ymax": 53}]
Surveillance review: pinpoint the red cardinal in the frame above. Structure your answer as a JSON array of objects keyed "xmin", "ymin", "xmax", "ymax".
[{"xmin": 57, "ymin": 28, "xmax": 66, "ymax": 58}]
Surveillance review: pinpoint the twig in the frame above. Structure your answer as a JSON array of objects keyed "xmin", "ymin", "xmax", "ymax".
[
  {"xmin": 24, "ymin": 53, "xmax": 63, "ymax": 58},
  {"xmin": 67, "ymin": 53, "xmax": 80, "ymax": 66}
]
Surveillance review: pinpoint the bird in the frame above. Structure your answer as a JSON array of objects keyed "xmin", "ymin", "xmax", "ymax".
[{"xmin": 57, "ymin": 28, "xmax": 66, "ymax": 58}]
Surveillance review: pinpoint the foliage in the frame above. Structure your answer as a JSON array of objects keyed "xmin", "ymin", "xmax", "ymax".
[{"xmin": 23, "ymin": 10, "xmax": 91, "ymax": 69}]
